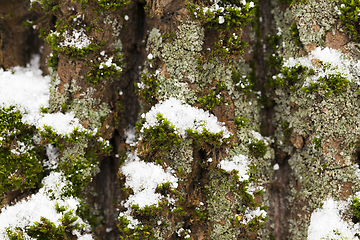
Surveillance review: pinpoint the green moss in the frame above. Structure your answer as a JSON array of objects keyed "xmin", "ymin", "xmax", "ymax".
[
  {"xmin": 135, "ymin": 74, "xmax": 160, "ymax": 104},
  {"xmin": 0, "ymin": 106, "xmax": 44, "ymax": 194},
  {"xmin": 40, "ymin": 126, "xmax": 109, "ymax": 197},
  {"xmin": 339, "ymin": 0, "xmax": 360, "ymax": 42},
  {"xmin": 140, "ymin": 113, "xmax": 182, "ymax": 158},
  {"xmin": 186, "ymin": 127, "xmax": 233, "ymax": 149},
  {"xmin": 350, "ymin": 195, "xmax": 360, "ymax": 224},
  {"xmin": 187, "ymin": 0, "xmax": 256, "ymax": 31},
  {"xmin": 289, "ymin": 22, "xmax": 302, "ymax": 46},
  {"xmin": 198, "ymin": 81, "xmax": 230, "ymax": 110},
  {"xmin": 248, "ymin": 140, "xmax": 267, "ymax": 158},
  {"xmin": 302, "ymin": 74, "xmax": 349, "ymax": 96},
  {"xmin": 118, "ymin": 215, "xmax": 156, "ymax": 240},
  {"xmin": 45, "ymin": 32, "xmax": 104, "ymax": 60},
  {"xmin": 7, "ymin": 203, "xmax": 88, "ymax": 239},
  {"xmin": 86, "ymin": 56, "xmax": 122, "ymax": 85},
  {"xmin": 281, "ymin": 121, "xmax": 291, "ymax": 139},
  {"xmin": 234, "ymin": 116, "xmax": 248, "ymax": 128},
  {"xmin": 312, "ymin": 137, "xmax": 322, "ymax": 149}
]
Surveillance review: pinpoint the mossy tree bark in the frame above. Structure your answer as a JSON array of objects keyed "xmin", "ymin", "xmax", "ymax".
[{"xmin": 1, "ymin": 0, "xmax": 360, "ymax": 239}]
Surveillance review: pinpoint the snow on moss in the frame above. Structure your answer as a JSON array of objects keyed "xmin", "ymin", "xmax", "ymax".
[
  {"xmin": 0, "ymin": 172, "xmax": 93, "ymax": 239},
  {"xmin": 120, "ymin": 152, "xmax": 178, "ymax": 209},
  {"xmin": 38, "ymin": 112, "xmax": 86, "ymax": 135},
  {"xmin": 140, "ymin": 98, "xmax": 231, "ymax": 139},
  {"xmin": 60, "ymin": 29, "xmax": 92, "ymax": 49},
  {"xmin": 0, "ymin": 55, "xmax": 86, "ymax": 135},
  {"xmin": 283, "ymin": 47, "xmax": 360, "ymax": 87},
  {"xmin": 307, "ymin": 198, "xmax": 360, "ymax": 240},
  {"xmin": 0, "ymin": 55, "xmax": 50, "ymax": 123},
  {"xmin": 218, "ymin": 154, "xmax": 250, "ymax": 181}
]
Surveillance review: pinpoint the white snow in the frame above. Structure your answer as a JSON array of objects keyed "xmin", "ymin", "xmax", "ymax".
[
  {"xmin": 0, "ymin": 55, "xmax": 85, "ymax": 136},
  {"xmin": 0, "ymin": 55, "xmax": 50, "ymax": 124},
  {"xmin": 60, "ymin": 29, "xmax": 92, "ymax": 49},
  {"xmin": 124, "ymin": 127, "xmax": 136, "ymax": 146},
  {"xmin": 99, "ymin": 56, "xmax": 121, "ymax": 70},
  {"xmin": 44, "ymin": 144, "xmax": 59, "ymax": 170},
  {"xmin": 38, "ymin": 111, "xmax": 86, "ymax": 135},
  {"xmin": 307, "ymin": 198, "xmax": 360, "ymax": 240},
  {"xmin": 140, "ymin": 98, "xmax": 231, "ymax": 139},
  {"xmin": 218, "ymin": 154, "xmax": 250, "ymax": 181},
  {"xmin": 282, "ymin": 47, "xmax": 360, "ymax": 87},
  {"xmin": 0, "ymin": 172, "xmax": 93, "ymax": 240},
  {"xmin": 273, "ymin": 163, "xmax": 279, "ymax": 170},
  {"xmin": 120, "ymin": 152, "xmax": 178, "ymax": 209},
  {"xmin": 200, "ymin": 0, "xmax": 252, "ymax": 18},
  {"xmin": 240, "ymin": 207, "xmax": 267, "ymax": 225},
  {"xmin": 219, "ymin": 16, "xmax": 225, "ymax": 24}
]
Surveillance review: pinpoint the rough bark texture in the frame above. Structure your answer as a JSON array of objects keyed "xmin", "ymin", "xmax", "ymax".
[{"xmin": 2, "ymin": 0, "xmax": 360, "ymax": 239}]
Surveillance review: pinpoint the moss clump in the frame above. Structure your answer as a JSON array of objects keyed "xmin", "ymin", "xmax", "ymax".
[
  {"xmin": 312, "ymin": 137, "xmax": 321, "ymax": 149},
  {"xmin": 135, "ymin": 74, "xmax": 160, "ymax": 105},
  {"xmin": 302, "ymin": 74, "xmax": 349, "ymax": 97},
  {"xmin": 248, "ymin": 140, "xmax": 267, "ymax": 158},
  {"xmin": 350, "ymin": 195, "xmax": 360, "ymax": 224},
  {"xmin": 86, "ymin": 55, "xmax": 122, "ymax": 85},
  {"xmin": 118, "ymin": 215, "xmax": 156, "ymax": 240},
  {"xmin": 339, "ymin": 0, "xmax": 360, "ymax": 42},
  {"xmin": 139, "ymin": 113, "xmax": 182, "ymax": 158},
  {"xmin": 234, "ymin": 116, "xmax": 248, "ymax": 128},
  {"xmin": 269, "ymin": 65, "xmax": 306, "ymax": 88},
  {"xmin": 187, "ymin": 0, "xmax": 256, "ymax": 31},
  {"xmin": 186, "ymin": 127, "xmax": 233, "ymax": 149},
  {"xmin": 281, "ymin": 121, "xmax": 291, "ymax": 139},
  {"xmin": 290, "ymin": 22, "xmax": 302, "ymax": 46},
  {"xmin": 45, "ymin": 29, "xmax": 104, "ymax": 60},
  {"xmin": 40, "ymin": 126, "xmax": 110, "ymax": 196},
  {"xmin": 232, "ymin": 69, "xmax": 254, "ymax": 92},
  {"xmin": 198, "ymin": 81, "xmax": 229, "ymax": 110},
  {"xmin": 0, "ymin": 106, "xmax": 44, "ymax": 194},
  {"xmin": 6, "ymin": 203, "xmax": 88, "ymax": 239}
]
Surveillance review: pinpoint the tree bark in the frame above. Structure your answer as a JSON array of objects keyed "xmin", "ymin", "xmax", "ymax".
[{"xmin": 1, "ymin": 0, "xmax": 360, "ymax": 239}]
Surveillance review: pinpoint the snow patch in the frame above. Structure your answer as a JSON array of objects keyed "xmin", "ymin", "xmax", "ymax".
[
  {"xmin": 60, "ymin": 29, "xmax": 92, "ymax": 49},
  {"xmin": 140, "ymin": 98, "xmax": 231, "ymax": 139},
  {"xmin": 218, "ymin": 154, "xmax": 250, "ymax": 181},
  {"xmin": 307, "ymin": 198, "xmax": 360, "ymax": 240},
  {"xmin": 0, "ymin": 172, "xmax": 93, "ymax": 239},
  {"xmin": 120, "ymin": 152, "xmax": 178, "ymax": 209}
]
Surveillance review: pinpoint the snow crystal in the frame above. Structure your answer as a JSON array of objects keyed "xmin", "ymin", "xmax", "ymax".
[
  {"xmin": 44, "ymin": 144, "xmax": 59, "ymax": 170},
  {"xmin": 240, "ymin": 207, "xmax": 267, "ymax": 225},
  {"xmin": 141, "ymin": 98, "xmax": 231, "ymax": 139},
  {"xmin": 219, "ymin": 16, "xmax": 225, "ymax": 24},
  {"xmin": 218, "ymin": 154, "xmax": 250, "ymax": 181},
  {"xmin": 121, "ymin": 152, "xmax": 178, "ymax": 209},
  {"xmin": 60, "ymin": 29, "xmax": 92, "ymax": 49},
  {"xmin": 124, "ymin": 127, "xmax": 136, "ymax": 146},
  {"xmin": 307, "ymin": 198, "xmax": 360, "ymax": 240},
  {"xmin": 273, "ymin": 163, "xmax": 279, "ymax": 170},
  {"xmin": 0, "ymin": 172, "xmax": 93, "ymax": 240},
  {"xmin": 99, "ymin": 56, "xmax": 121, "ymax": 70}
]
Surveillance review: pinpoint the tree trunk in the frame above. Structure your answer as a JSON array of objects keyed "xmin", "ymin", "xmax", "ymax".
[{"xmin": 1, "ymin": 0, "xmax": 360, "ymax": 239}]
